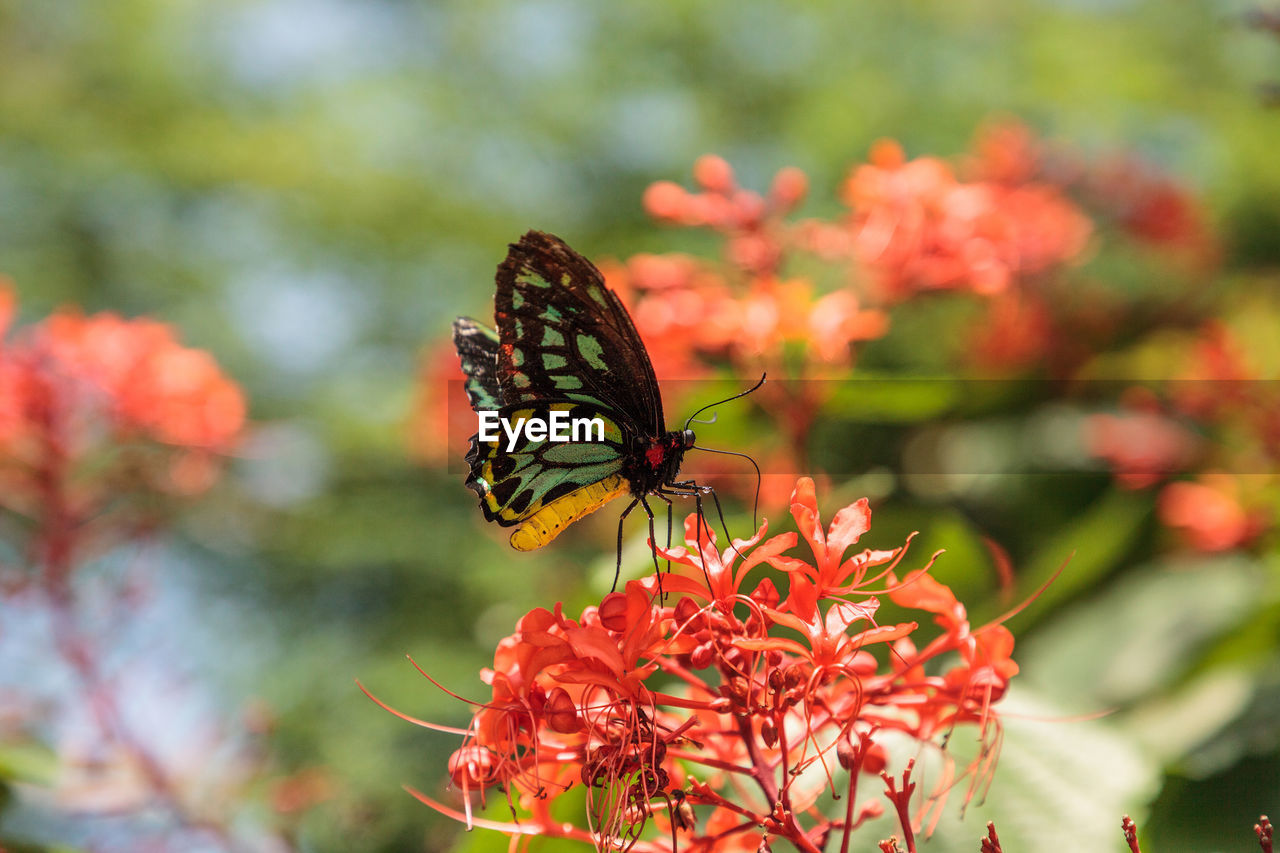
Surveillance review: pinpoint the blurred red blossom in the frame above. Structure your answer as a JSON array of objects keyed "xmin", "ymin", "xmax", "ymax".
[
  {"xmin": 0, "ymin": 283, "xmax": 246, "ymax": 579},
  {"xmin": 839, "ymin": 139, "xmax": 1092, "ymax": 301},
  {"xmin": 409, "ymin": 338, "xmax": 476, "ymax": 464},
  {"xmin": 0, "ymin": 296, "xmax": 244, "ymax": 454},
  {"xmin": 1158, "ymin": 473, "xmax": 1268, "ymax": 552},
  {"xmin": 1075, "ymin": 155, "xmax": 1219, "ymax": 268},
  {"xmin": 1089, "ymin": 322, "xmax": 1280, "ymax": 551},
  {"xmin": 968, "ymin": 292, "xmax": 1057, "ymax": 371},
  {"xmin": 1087, "ymin": 406, "xmax": 1200, "ymax": 490},
  {"xmin": 384, "ymin": 478, "xmax": 1018, "ymax": 852},
  {"xmin": 0, "ymin": 284, "xmax": 307, "ymax": 850},
  {"xmin": 967, "ymin": 119, "xmax": 1218, "ymax": 267}
]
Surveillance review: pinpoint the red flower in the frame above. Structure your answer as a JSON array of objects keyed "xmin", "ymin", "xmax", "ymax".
[
  {"xmin": 1087, "ymin": 404, "xmax": 1200, "ymax": 489},
  {"xmin": 1, "ymin": 298, "xmax": 244, "ymax": 453},
  {"xmin": 1157, "ymin": 473, "xmax": 1266, "ymax": 552},
  {"xmin": 386, "ymin": 478, "xmax": 1019, "ymax": 852},
  {"xmin": 842, "ymin": 139, "xmax": 1091, "ymax": 301},
  {"xmin": 0, "ymin": 284, "xmax": 246, "ymax": 580},
  {"xmin": 408, "ymin": 339, "xmax": 477, "ymax": 463}
]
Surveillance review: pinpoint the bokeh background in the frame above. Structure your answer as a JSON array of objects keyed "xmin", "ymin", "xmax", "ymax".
[{"xmin": 3, "ymin": 1, "xmax": 1280, "ymax": 851}]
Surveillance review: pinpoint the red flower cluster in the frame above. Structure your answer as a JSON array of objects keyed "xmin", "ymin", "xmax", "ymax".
[
  {"xmin": 635, "ymin": 154, "xmax": 888, "ymax": 376},
  {"xmin": 966, "ymin": 119, "xmax": 1217, "ymax": 266},
  {"xmin": 0, "ymin": 286, "xmax": 244, "ymax": 453},
  {"xmin": 0, "ymin": 284, "xmax": 246, "ymax": 579},
  {"xmin": 389, "ymin": 479, "xmax": 1017, "ymax": 852},
  {"xmin": 836, "ymin": 139, "xmax": 1092, "ymax": 301},
  {"xmin": 1088, "ymin": 323, "xmax": 1277, "ymax": 552}
]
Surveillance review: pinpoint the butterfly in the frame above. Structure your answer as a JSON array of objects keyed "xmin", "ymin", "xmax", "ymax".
[{"xmin": 452, "ymin": 231, "xmax": 757, "ymax": 580}]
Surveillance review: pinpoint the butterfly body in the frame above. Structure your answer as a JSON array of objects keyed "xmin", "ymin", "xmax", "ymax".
[{"xmin": 453, "ymin": 231, "xmax": 700, "ymax": 556}]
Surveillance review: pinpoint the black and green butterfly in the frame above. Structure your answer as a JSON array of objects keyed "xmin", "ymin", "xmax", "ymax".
[{"xmin": 452, "ymin": 231, "xmax": 757, "ymax": 574}]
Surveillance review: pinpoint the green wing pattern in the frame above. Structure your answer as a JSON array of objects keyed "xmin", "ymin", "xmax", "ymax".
[
  {"xmin": 465, "ymin": 402, "xmax": 627, "ymax": 526},
  {"xmin": 493, "ymin": 231, "xmax": 665, "ymax": 436},
  {"xmin": 453, "ymin": 231, "xmax": 677, "ymax": 541},
  {"xmin": 451, "ymin": 317, "xmax": 503, "ymax": 411}
]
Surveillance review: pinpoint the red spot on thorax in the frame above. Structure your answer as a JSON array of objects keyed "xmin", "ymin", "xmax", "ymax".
[{"xmin": 645, "ymin": 443, "xmax": 666, "ymax": 470}]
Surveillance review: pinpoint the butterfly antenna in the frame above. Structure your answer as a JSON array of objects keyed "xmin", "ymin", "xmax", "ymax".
[
  {"xmin": 682, "ymin": 373, "xmax": 767, "ymax": 432},
  {"xmin": 690, "ymin": 446, "xmax": 762, "ymax": 529},
  {"xmin": 687, "ymin": 411, "xmax": 718, "ymax": 426}
]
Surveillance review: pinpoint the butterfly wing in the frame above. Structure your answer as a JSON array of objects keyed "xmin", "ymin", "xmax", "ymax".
[
  {"xmin": 464, "ymin": 401, "xmax": 631, "ymax": 549},
  {"xmin": 493, "ymin": 230, "xmax": 665, "ymax": 436},
  {"xmin": 452, "ymin": 317, "xmax": 503, "ymax": 411}
]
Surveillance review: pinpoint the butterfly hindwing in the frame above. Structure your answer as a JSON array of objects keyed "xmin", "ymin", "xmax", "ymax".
[
  {"xmin": 463, "ymin": 401, "xmax": 631, "ymax": 549},
  {"xmin": 493, "ymin": 231, "xmax": 664, "ymax": 436}
]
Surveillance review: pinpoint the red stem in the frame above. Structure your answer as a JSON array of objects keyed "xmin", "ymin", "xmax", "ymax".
[
  {"xmin": 882, "ymin": 761, "xmax": 917, "ymax": 853},
  {"xmin": 732, "ymin": 714, "xmax": 823, "ymax": 853},
  {"xmin": 1122, "ymin": 815, "xmax": 1141, "ymax": 853},
  {"xmin": 32, "ymin": 382, "xmax": 241, "ymax": 849},
  {"xmin": 837, "ymin": 731, "xmax": 871, "ymax": 853}
]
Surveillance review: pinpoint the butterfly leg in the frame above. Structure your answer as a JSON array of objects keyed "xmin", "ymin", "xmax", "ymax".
[
  {"xmin": 655, "ymin": 485, "xmax": 714, "ymax": 590},
  {"xmin": 638, "ymin": 495, "xmax": 667, "ymax": 601},
  {"xmin": 659, "ymin": 483, "xmax": 709, "ymax": 548},
  {"xmin": 651, "ymin": 491, "xmax": 674, "ymax": 574},
  {"xmin": 671, "ymin": 481, "xmax": 747, "ymax": 566},
  {"xmin": 614, "ymin": 498, "xmax": 640, "ymax": 592},
  {"xmin": 666, "ymin": 480, "xmax": 715, "ymax": 551}
]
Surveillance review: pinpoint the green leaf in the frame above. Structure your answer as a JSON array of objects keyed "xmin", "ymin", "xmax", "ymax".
[
  {"xmin": 0, "ymin": 742, "xmax": 58, "ymax": 786},
  {"xmin": 848, "ymin": 684, "xmax": 1160, "ymax": 852},
  {"xmin": 1005, "ymin": 488, "xmax": 1152, "ymax": 626},
  {"xmin": 824, "ymin": 375, "xmax": 964, "ymax": 422}
]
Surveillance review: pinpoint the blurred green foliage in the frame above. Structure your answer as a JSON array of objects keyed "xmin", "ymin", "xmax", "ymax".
[{"xmin": 3, "ymin": 0, "xmax": 1280, "ymax": 851}]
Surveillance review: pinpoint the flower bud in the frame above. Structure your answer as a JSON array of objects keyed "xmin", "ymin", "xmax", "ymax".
[
  {"xmin": 837, "ymin": 739, "xmax": 858, "ymax": 771},
  {"xmin": 673, "ymin": 794, "xmax": 697, "ymax": 831},
  {"xmin": 750, "ymin": 578, "xmax": 780, "ymax": 609},
  {"xmin": 862, "ymin": 741, "xmax": 887, "ymax": 775},
  {"xmin": 770, "ymin": 166, "xmax": 808, "ymax": 211},
  {"xmin": 644, "ymin": 181, "xmax": 689, "ymax": 221},
  {"xmin": 598, "ymin": 592, "xmax": 630, "ymax": 631},
  {"xmin": 674, "ymin": 595, "xmax": 702, "ymax": 625},
  {"xmin": 544, "ymin": 687, "xmax": 580, "ymax": 734},
  {"xmin": 693, "ymin": 154, "xmax": 735, "ymax": 194}
]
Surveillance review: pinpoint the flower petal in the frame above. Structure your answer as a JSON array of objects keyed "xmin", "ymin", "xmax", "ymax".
[
  {"xmin": 824, "ymin": 598, "xmax": 879, "ymax": 635},
  {"xmin": 827, "ymin": 498, "xmax": 872, "ymax": 555},
  {"xmin": 789, "ymin": 477, "xmax": 825, "ymax": 550}
]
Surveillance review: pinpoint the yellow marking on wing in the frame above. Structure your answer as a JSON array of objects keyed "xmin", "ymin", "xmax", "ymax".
[
  {"xmin": 479, "ymin": 458, "xmax": 506, "ymax": 517},
  {"xmin": 509, "ymin": 474, "xmax": 629, "ymax": 551}
]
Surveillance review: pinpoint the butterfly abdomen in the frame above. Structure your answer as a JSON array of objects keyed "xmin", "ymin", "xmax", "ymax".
[{"xmin": 509, "ymin": 474, "xmax": 630, "ymax": 550}]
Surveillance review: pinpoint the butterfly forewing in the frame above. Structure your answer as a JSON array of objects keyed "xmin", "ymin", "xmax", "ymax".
[
  {"xmin": 494, "ymin": 231, "xmax": 665, "ymax": 436},
  {"xmin": 451, "ymin": 318, "xmax": 503, "ymax": 411}
]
